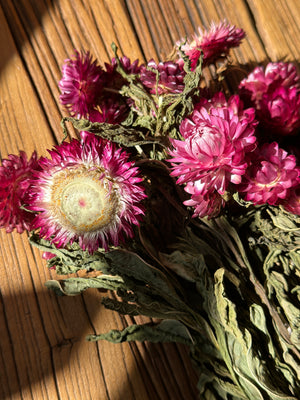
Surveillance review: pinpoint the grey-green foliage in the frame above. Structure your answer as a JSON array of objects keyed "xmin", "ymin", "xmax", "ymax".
[
  {"xmin": 180, "ymin": 209, "xmax": 300, "ymax": 400},
  {"xmin": 86, "ymin": 319, "xmax": 192, "ymax": 345},
  {"xmin": 31, "ymin": 202, "xmax": 300, "ymax": 400}
]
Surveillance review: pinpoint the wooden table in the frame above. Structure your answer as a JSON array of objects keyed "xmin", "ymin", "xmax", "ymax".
[{"xmin": 0, "ymin": 1, "xmax": 299, "ymax": 399}]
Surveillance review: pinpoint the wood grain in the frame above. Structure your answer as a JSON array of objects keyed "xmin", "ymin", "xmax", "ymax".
[{"xmin": 0, "ymin": 1, "xmax": 299, "ymax": 399}]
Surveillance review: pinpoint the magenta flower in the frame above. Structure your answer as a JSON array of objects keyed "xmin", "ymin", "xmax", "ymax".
[
  {"xmin": 105, "ymin": 56, "xmax": 141, "ymax": 75},
  {"xmin": 169, "ymin": 94, "xmax": 257, "ymax": 196},
  {"xmin": 29, "ymin": 136, "xmax": 146, "ymax": 253},
  {"xmin": 238, "ymin": 142, "xmax": 299, "ymax": 205},
  {"xmin": 0, "ymin": 151, "xmax": 40, "ymax": 233},
  {"xmin": 59, "ymin": 50, "xmax": 104, "ymax": 117},
  {"xmin": 239, "ymin": 62, "xmax": 300, "ymax": 136},
  {"xmin": 184, "ymin": 182, "xmax": 225, "ymax": 218},
  {"xmin": 194, "ymin": 93, "xmax": 257, "ymax": 151},
  {"xmin": 139, "ymin": 59, "xmax": 186, "ymax": 95},
  {"xmin": 280, "ymin": 185, "xmax": 300, "ymax": 215},
  {"xmin": 178, "ymin": 21, "xmax": 245, "ymax": 70}
]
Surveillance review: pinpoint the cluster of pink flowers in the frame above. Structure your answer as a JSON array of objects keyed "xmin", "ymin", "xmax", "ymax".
[
  {"xmin": 0, "ymin": 21, "xmax": 299, "ymax": 254},
  {"xmin": 0, "ymin": 136, "xmax": 146, "ymax": 252},
  {"xmin": 169, "ymin": 69, "xmax": 300, "ymax": 216},
  {"xmin": 58, "ymin": 51, "xmax": 187, "ymax": 124},
  {"xmin": 168, "ymin": 25, "xmax": 300, "ymax": 217},
  {"xmin": 59, "ymin": 52, "xmax": 138, "ymax": 124}
]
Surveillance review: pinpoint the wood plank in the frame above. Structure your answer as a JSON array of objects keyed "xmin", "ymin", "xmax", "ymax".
[
  {"xmin": 0, "ymin": 5, "xmax": 54, "ymax": 155},
  {"xmin": 247, "ymin": 0, "xmax": 300, "ymax": 61}
]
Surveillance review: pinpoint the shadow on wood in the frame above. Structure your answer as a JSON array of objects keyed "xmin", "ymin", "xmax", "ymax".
[{"xmin": 0, "ymin": 271, "xmax": 199, "ymax": 400}]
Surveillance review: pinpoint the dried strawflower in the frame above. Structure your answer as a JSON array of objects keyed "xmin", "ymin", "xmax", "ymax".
[
  {"xmin": 29, "ymin": 136, "xmax": 146, "ymax": 252},
  {"xmin": 104, "ymin": 56, "xmax": 142, "ymax": 92},
  {"xmin": 139, "ymin": 59, "xmax": 186, "ymax": 95},
  {"xmin": 0, "ymin": 151, "xmax": 39, "ymax": 233},
  {"xmin": 88, "ymin": 99, "xmax": 129, "ymax": 124},
  {"xmin": 238, "ymin": 142, "xmax": 299, "ymax": 206},
  {"xmin": 239, "ymin": 62, "xmax": 300, "ymax": 136},
  {"xmin": 280, "ymin": 185, "xmax": 300, "ymax": 215},
  {"xmin": 59, "ymin": 50, "xmax": 104, "ymax": 118},
  {"xmin": 178, "ymin": 21, "xmax": 245, "ymax": 70},
  {"xmin": 169, "ymin": 94, "xmax": 257, "ymax": 196},
  {"xmin": 168, "ymin": 94, "xmax": 257, "ymax": 217},
  {"xmin": 183, "ymin": 183, "xmax": 225, "ymax": 218}
]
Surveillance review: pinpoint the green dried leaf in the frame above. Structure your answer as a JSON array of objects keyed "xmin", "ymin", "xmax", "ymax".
[
  {"xmin": 61, "ymin": 117, "xmax": 162, "ymax": 147},
  {"xmin": 105, "ymin": 249, "xmax": 192, "ymax": 315},
  {"xmin": 29, "ymin": 233, "xmax": 111, "ymax": 274},
  {"xmin": 45, "ymin": 275, "xmax": 125, "ymax": 295},
  {"xmin": 86, "ymin": 319, "xmax": 192, "ymax": 345},
  {"xmin": 158, "ymin": 250, "xmax": 202, "ymax": 282},
  {"xmin": 213, "ymin": 269, "xmax": 299, "ymax": 400},
  {"xmin": 100, "ymin": 297, "xmax": 140, "ymax": 316}
]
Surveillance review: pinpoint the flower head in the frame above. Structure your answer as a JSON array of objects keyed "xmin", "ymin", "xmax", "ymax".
[
  {"xmin": 0, "ymin": 151, "xmax": 40, "ymax": 233},
  {"xmin": 178, "ymin": 21, "xmax": 245, "ymax": 70},
  {"xmin": 238, "ymin": 142, "xmax": 299, "ymax": 205},
  {"xmin": 184, "ymin": 183, "xmax": 225, "ymax": 218},
  {"xmin": 59, "ymin": 50, "xmax": 104, "ymax": 117},
  {"xmin": 239, "ymin": 62, "xmax": 300, "ymax": 136},
  {"xmin": 29, "ymin": 136, "xmax": 146, "ymax": 252},
  {"xmin": 169, "ymin": 93, "xmax": 257, "ymax": 196},
  {"xmin": 139, "ymin": 59, "xmax": 186, "ymax": 95},
  {"xmin": 280, "ymin": 185, "xmax": 300, "ymax": 215}
]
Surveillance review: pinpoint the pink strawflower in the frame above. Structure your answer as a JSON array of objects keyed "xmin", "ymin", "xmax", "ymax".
[
  {"xmin": 29, "ymin": 136, "xmax": 146, "ymax": 253},
  {"xmin": 184, "ymin": 182, "xmax": 225, "ymax": 218},
  {"xmin": 105, "ymin": 56, "xmax": 141, "ymax": 75},
  {"xmin": 59, "ymin": 50, "xmax": 104, "ymax": 117},
  {"xmin": 194, "ymin": 93, "xmax": 257, "ymax": 151},
  {"xmin": 239, "ymin": 62, "xmax": 300, "ymax": 136},
  {"xmin": 168, "ymin": 94, "xmax": 257, "ymax": 196},
  {"xmin": 0, "ymin": 151, "xmax": 40, "ymax": 233},
  {"xmin": 139, "ymin": 59, "xmax": 186, "ymax": 95},
  {"xmin": 239, "ymin": 62, "xmax": 300, "ymax": 101},
  {"xmin": 238, "ymin": 142, "xmax": 299, "ymax": 205},
  {"xmin": 178, "ymin": 21, "xmax": 245, "ymax": 70},
  {"xmin": 280, "ymin": 185, "xmax": 300, "ymax": 215}
]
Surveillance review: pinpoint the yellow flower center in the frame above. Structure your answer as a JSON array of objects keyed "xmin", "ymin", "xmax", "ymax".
[{"xmin": 50, "ymin": 167, "xmax": 119, "ymax": 233}]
